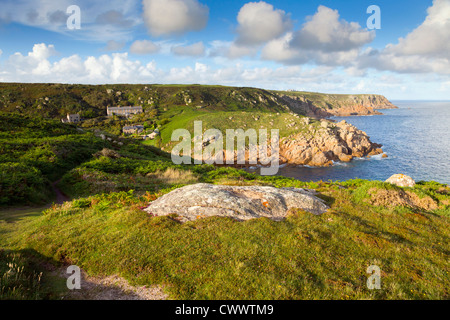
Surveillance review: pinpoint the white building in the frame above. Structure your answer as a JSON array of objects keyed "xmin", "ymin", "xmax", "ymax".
[
  {"xmin": 107, "ymin": 106, "xmax": 143, "ymax": 117},
  {"xmin": 61, "ymin": 114, "xmax": 81, "ymax": 123}
]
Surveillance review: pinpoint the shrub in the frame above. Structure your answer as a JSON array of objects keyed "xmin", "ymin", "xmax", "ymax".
[{"xmin": 0, "ymin": 163, "xmax": 50, "ymax": 205}]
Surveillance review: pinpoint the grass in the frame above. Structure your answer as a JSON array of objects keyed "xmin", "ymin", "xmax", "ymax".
[
  {"xmin": 0, "ymin": 206, "xmax": 69, "ymax": 300},
  {"xmin": 1, "ymin": 86, "xmax": 448, "ymax": 300},
  {"xmin": 2, "ymin": 115, "xmax": 448, "ymax": 299},
  {"xmin": 1, "ymin": 179, "xmax": 449, "ymax": 300},
  {"xmin": 0, "ymin": 249, "xmax": 44, "ymax": 300},
  {"xmin": 158, "ymin": 110, "xmax": 316, "ymax": 152}
]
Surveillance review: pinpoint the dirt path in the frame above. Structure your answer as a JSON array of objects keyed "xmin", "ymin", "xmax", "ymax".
[
  {"xmin": 51, "ymin": 180, "xmax": 70, "ymax": 204},
  {"xmin": 46, "ymin": 186, "xmax": 168, "ymax": 300},
  {"xmin": 56, "ymin": 267, "xmax": 168, "ymax": 300},
  {"xmin": 2, "ymin": 182, "xmax": 168, "ymax": 300}
]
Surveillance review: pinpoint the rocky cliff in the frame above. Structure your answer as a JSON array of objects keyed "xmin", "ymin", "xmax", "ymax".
[
  {"xmin": 276, "ymin": 93, "xmax": 397, "ymax": 118},
  {"xmin": 199, "ymin": 117, "xmax": 385, "ymax": 168},
  {"xmin": 279, "ymin": 118, "xmax": 384, "ymax": 166}
]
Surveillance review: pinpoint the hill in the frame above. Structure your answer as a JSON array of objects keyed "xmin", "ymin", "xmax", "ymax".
[{"xmin": 0, "ymin": 83, "xmax": 395, "ymax": 120}]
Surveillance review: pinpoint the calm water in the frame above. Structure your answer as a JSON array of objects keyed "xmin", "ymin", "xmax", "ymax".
[{"xmin": 270, "ymin": 101, "xmax": 450, "ymax": 184}]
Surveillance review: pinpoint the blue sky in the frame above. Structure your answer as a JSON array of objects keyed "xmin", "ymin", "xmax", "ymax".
[{"xmin": 0, "ymin": 0, "xmax": 449, "ymax": 99}]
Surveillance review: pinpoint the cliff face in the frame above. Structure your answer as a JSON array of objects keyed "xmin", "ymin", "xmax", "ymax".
[
  {"xmin": 200, "ymin": 118, "xmax": 384, "ymax": 168},
  {"xmin": 279, "ymin": 119, "xmax": 384, "ymax": 166},
  {"xmin": 276, "ymin": 93, "xmax": 397, "ymax": 118}
]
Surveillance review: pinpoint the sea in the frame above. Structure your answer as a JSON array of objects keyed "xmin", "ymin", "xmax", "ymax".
[{"xmin": 268, "ymin": 101, "xmax": 450, "ymax": 185}]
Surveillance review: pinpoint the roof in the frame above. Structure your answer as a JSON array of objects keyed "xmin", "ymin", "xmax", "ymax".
[{"xmin": 123, "ymin": 125, "xmax": 144, "ymax": 130}]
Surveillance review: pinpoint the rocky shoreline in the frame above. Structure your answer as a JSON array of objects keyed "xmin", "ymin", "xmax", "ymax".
[
  {"xmin": 251, "ymin": 93, "xmax": 395, "ymax": 167},
  {"xmin": 279, "ymin": 118, "xmax": 385, "ymax": 167},
  {"xmin": 210, "ymin": 118, "xmax": 385, "ymax": 169}
]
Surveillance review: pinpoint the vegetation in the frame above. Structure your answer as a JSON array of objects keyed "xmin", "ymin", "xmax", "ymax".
[
  {"xmin": 2, "ymin": 177, "xmax": 449, "ymax": 300},
  {"xmin": 0, "ymin": 84, "xmax": 448, "ymax": 300},
  {"xmin": 1, "ymin": 124, "xmax": 449, "ymax": 299},
  {"xmin": 0, "ymin": 113, "xmax": 106, "ymax": 205}
]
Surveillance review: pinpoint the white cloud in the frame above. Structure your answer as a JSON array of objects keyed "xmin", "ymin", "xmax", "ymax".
[
  {"xmin": 0, "ymin": 49, "xmax": 3, "ymax": 57},
  {"xmin": 82, "ymin": 53, "xmax": 158, "ymax": 82},
  {"xmin": 130, "ymin": 40, "xmax": 161, "ymax": 55},
  {"xmin": 6, "ymin": 43, "xmax": 57, "ymax": 76},
  {"xmin": 357, "ymin": 0, "xmax": 450, "ymax": 75},
  {"xmin": 142, "ymin": 0, "xmax": 209, "ymax": 37},
  {"xmin": 291, "ymin": 5, "xmax": 374, "ymax": 52},
  {"xmin": 262, "ymin": 32, "xmax": 361, "ymax": 67},
  {"xmin": 222, "ymin": 1, "xmax": 293, "ymax": 59},
  {"xmin": 236, "ymin": 1, "xmax": 292, "ymax": 46},
  {"xmin": 387, "ymin": 0, "xmax": 450, "ymax": 59},
  {"xmin": 1, "ymin": 43, "xmax": 448, "ymax": 99},
  {"xmin": 52, "ymin": 55, "xmax": 85, "ymax": 76},
  {"xmin": 29, "ymin": 43, "xmax": 57, "ymax": 60},
  {"xmin": 231, "ymin": 4, "xmax": 373, "ymax": 63},
  {"xmin": 195, "ymin": 62, "xmax": 209, "ymax": 73},
  {"xmin": 0, "ymin": 43, "xmax": 338, "ymax": 88},
  {"xmin": 344, "ymin": 66, "xmax": 367, "ymax": 77},
  {"xmin": 0, "ymin": 44, "xmax": 159, "ymax": 83},
  {"xmin": 226, "ymin": 43, "xmax": 259, "ymax": 59},
  {"xmin": 361, "ymin": 51, "xmax": 450, "ymax": 74},
  {"xmin": 0, "ymin": 0, "xmax": 142, "ymax": 42},
  {"xmin": 261, "ymin": 5, "xmax": 373, "ymax": 66},
  {"xmin": 171, "ymin": 42, "xmax": 205, "ymax": 57},
  {"xmin": 261, "ymin": 33, "xmax": 307, "ymax": 64}
]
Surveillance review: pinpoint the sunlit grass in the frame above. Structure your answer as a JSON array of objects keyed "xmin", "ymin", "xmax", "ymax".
[{"xmin": 4, "ymin": 184, "xmax": 448, "ymax": 300}]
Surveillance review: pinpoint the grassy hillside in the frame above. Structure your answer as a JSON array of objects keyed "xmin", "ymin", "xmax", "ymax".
[
  {"xmin": 0, "ymin": 83, "xmax": 393, "ymax": 130},
  {"xmin": 0, "ymin": 83, "xmax": 287, "ymax": 119},
  {"xmin": 1, "ymin": 85, "xmax": 448, "ymax": 301},
  {"xmin": 2, "ymin": 174, "xmax": 449, "ymax": 299},
  {"xmin": 0, "ymin": 112, "xmax": 107, "ymax": 205},
  {"xmin": 0, "ymin": 83, "xmax": 395, "ymax": 155},
  {"xmin": 0, "ymin": 112, "xmax": 171, "ymax": 206}
]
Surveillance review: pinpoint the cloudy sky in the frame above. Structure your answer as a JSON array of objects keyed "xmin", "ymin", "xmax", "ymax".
[{"xmin": 0, "ymin": 0, "xmax": 449, "ymax": 99}]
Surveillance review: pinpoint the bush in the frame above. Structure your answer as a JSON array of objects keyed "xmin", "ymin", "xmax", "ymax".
[{"xmin": 0, "ymin": 163, "xmax": 50, "ymax": 205}]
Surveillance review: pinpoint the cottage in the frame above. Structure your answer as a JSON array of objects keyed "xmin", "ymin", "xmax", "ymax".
[
  {"xmin": 61, "ymin": 114, "xmax": 81, "ymax": 123},
  {"xmin": 107, "ymin": 106, "xmax": 143, "ymax": 117},
  {"xmin": 123, "ymin": 125, "xmax": 144, "ymax": 135}
]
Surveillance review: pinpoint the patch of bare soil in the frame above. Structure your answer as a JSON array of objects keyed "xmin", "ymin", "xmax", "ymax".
[
  {"xmin": 51, "ymin": 180, "xmax": 70, "ymax": 204},
  {"xmin": 366, "ymin": 188, "xmax": 438, "ymax": 211},
  {"xmin": 57, "ymin": 268, "xmax": 168, "ymax": 300}
]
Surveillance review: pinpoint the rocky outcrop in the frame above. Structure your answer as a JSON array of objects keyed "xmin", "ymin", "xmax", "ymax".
[
  {"xmin": 93, "ymin": 148, "xmax": 121, "ymax": 159},
  {"xmin": 194, "ymin": 118, "xmax": 384, "ymax": 167},
  {"xmin": 277, "ymin": 94, "xmax": 397, "ymax": 118},
  {"xmin": 279, "ymin": 119, "xmax": 384, "ymax": 166},
  {"xmin": 385, "ymin": 174, "xmax": 416, "ymax": 188},
  {"xmin": 144, "ymin": 183, "xmax": 329, "ymax": 222}
]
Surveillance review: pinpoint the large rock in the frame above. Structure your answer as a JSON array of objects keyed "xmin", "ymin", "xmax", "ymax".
[
  {"xmin": 279, "ymin": 119, "xmax": 383, "ymax": 166},
  {"xmin": 93, "ymin": 148, "xmax": 121, "ymax": 159},
  {"xmin": 385, "ymin": 174, "xmax": 416, "ymax": 188},
  {"xmin": 309, "ymin": 152, "xmax": 332, "ymax": 166},
  {"xmin": 144, "ymin": 183, "xmax": 329, "ymax": 222}
]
